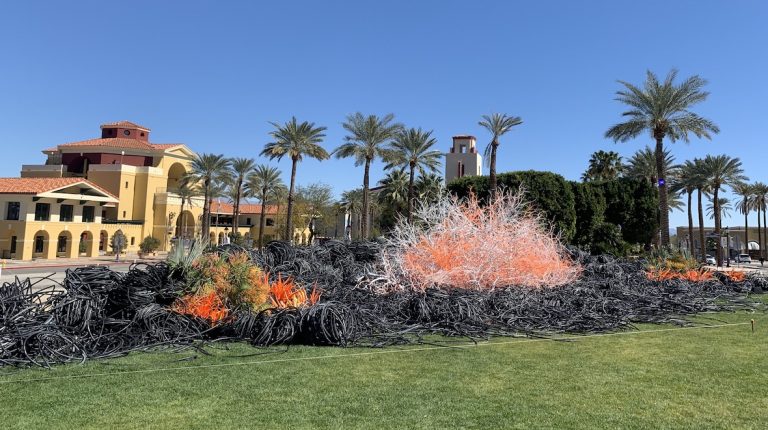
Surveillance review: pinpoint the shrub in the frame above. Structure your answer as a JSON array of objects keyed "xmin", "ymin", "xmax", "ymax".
[
  {"xmin": 379, "ymin": 189, "xmax": 581, "ymax": 291},
  {"xmin": 139, "ymin": 236, "xmax": 161, "ymax": 254},
  {"xmin": 570, "ymin": 181, "xmax": 606, "ymax": 248}
]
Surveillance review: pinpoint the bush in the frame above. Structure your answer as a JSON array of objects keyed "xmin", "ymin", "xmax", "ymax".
[
  {"xmin": 570, "ymin": 181, "xmax": 606, "ymax": 248},
  {"xmin": 447, "ymin": 170, "xmax": 577, "ymax": 242},
  {"xmin": 139, "ymin": 236, "xmax": 161, "ymax": 254},
  {"xmin": 590, "ymin": 222, "xmax": 629, "ymax": 256}
]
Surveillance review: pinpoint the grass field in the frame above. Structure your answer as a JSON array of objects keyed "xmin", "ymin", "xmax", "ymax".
[{"xmin": 2, "ymin": 300, "xmax": 767, "ymax": 429}]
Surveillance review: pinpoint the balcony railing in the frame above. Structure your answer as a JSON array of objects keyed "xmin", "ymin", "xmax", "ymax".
[{"xmin": 102, "ymin": 219, "xmax": 145, "ymax": 225}]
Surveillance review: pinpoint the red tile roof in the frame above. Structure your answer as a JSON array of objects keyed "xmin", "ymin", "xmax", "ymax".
[
  {"xmin": 0, "ymin": 177, "xmax": 118, "ymax": 199},
  {"xmin": 55, "ymin": 138, "xmax": 156, "ymax": 151},
  {"xmin": 210, "ymin": 200, "xmax": 280, "ymax": 215},
  {"xmin": 150, "ymin": 143, "xmax": 183, "ymax": 150},
  {"xmin": 100, "ymin": 121, "xmax": 150, "ymax": 131}
]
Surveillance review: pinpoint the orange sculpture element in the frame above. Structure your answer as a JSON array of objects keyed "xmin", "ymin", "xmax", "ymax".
[
  {"xmin": 172, "ymin": 291, "xmax": 229, "ymax": 324},
  {"xmin": 383, "ymin": 191, "xmax": 582, "ymax": 291},
  {"xmin": 268, "ymin": 275, "xmax": 321, "ymax": 308},
  {"xmin": 645, "ymin": 268, "xmax": 714, "ymax": 282}
]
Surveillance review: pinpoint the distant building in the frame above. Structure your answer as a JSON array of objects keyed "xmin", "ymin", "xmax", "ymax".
[
  {"xmin": 444, "ymin": 135, "xmax": 482, "ymax": 183},
  {"xmin": 675, "ymin": 226, "xmax": 763, "ymax": 258}
]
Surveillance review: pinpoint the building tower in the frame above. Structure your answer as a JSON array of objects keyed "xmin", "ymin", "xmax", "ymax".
[{"xmin": 444, "ymin": 135, "xmax": 482, "ymax": 183}]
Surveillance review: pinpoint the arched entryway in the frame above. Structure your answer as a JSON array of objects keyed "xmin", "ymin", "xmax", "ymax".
[
  {"xmin": 56, "ymin": 231, "xmax": 74, "ymax": 258},
  {"xmin": 175, "ymin": 210, "xmax": 195, "ymax": 239},
  {"xmin": 99, "ymin": 230, "xmax": 109, "ymax": 254},
  {"xmin": 80, "ymin": 231, "xmax": 97, "ymax": 257},
  {"xmin": 167, "ymin": 163, "xmax": 187, "ymax": 191},
  {"xmin": 218, "ymin": 232, "xmax": 224, "ymax": 245},
  {"xmin": 32, "ymin": 230, "xmax": 51, "ymax": 259}
]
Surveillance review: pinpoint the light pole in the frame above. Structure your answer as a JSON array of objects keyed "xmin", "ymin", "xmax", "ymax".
[{"xmin": 724, "ymin": 226, "xmax": 730, "ymax": 268}]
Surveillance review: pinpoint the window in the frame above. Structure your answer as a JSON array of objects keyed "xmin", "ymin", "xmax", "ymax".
[
  {"xmin": 57, "ymin": 235, "xmax": 67, "ymax": 253},
  {"xmin": 130, "ymin": 237, "xmax": 135, "ymax": 246},
  {"xmin": 34, "ymin": 203, "xmax": 50, "ymax": 221},
  {"xmin": 34, "ymin": 236, "xmax": 44, "ymax": 253},
  {"xmin": 60, "ymin": 204, "xmax": 74, "ymax": 222},
  {"xmin": 266, "ymin": 218, "xmax": 275, "ymax": 226},
  {"xmin": 10, "ymin": 236, "xmax": 17, "ymax": 254},
  {"xmin": 82, "ymin": 206, "xmax": 95, "ymax": 223},
  {"xmin": 123, "ymin": 130, "xmax": 131, "ymax": 136},
  {"xmin": 125, "ymin": 181, "xmax": 129, "ymax": 189},
  {"xmin": 246, "ymin": 217, "xmax": 252, "ymax": 226},
  {"xmin": 122, "ymin": 211, "xmax": 127, "ymax": 218},
  {"xmin": 6, "ymin": 202, "xmax": 20, "ymax": 220}
]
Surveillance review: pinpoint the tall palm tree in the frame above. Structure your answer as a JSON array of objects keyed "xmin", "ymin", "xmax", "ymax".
[
  {"xmin": 699, "ymin": 155, "xmax": 747, "ymax": 265},
  {"xmin": 175, "ymin": 179, "xmax": 200, "ymax": 239},
  {"xmin": 582, "ymin": 150, "xmax": 624, "ymax": 181},
  {"xmin": 261, "ymin": 117, "xmax": 329, "ymax": 242},
  {"xmin": 184, "ymin": 153, "xmax": 231, "ymax": 239},
  {"xmin": 333, "ymin": 113, "xmax": 402, "ymax": 239},
  {"xmin": 246, "ymin": 165, "xmax": 285, "ymax": 249},
  {"xmin": 732, "ymin": 182, "xmax": 754, "ymax": 254},
  {"xmin": 605, "ymin": 70, "xmax": 720, "ymax": 247},
  {"xmin": 706, "ymin": 197, "xmax": 732, "ymax": 221},
  {"xmin": 752, "ymin": 182, "xmax": 768, "ymax": 259},
  {"xmin": 671, "ymin": 160, "xmax": 698, "ymax": 257},
  {"xmin": 228, "ymin": 157, "xmax": 256, "ymax": 237},
  {"xmin": 692, "ymin": 158, "xmax": 711, "ymax": 261},
  {"xmin": 625, "ymin": 146, "xmax": 679, "ymax": 185},
  {"xmin": 478, "ymin": 113, "xmax": 523, "ymax": 200},
  {"xmin": 384, "ymin": 128, "xmax": 443, "ymax": 223}
]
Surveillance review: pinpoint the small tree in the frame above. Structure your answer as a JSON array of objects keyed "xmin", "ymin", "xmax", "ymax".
[
  {"xmin": 111, "ymin": 230, "xmax": 127, "ymax": 261},
  {"xmin": 139, "ymin": 236, "xmax": 161, "ymax": 255}
]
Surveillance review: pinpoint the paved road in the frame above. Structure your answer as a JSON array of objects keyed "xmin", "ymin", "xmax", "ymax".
[{"xmin": 1, "ymin": 264, "xmax": 131, "ymax": 291}]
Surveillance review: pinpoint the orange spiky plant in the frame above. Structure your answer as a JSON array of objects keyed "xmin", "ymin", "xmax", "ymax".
[
  {"xmin": 379, "ymin": 189, "xmax": 581, "ymax": 291},
  {"xmin": 267, "ymin": 274, "xmax": 321, "ymax": 308},
  {"xmin": 171, "ymin": 290, "xmax": 229, "ymax": 324}
]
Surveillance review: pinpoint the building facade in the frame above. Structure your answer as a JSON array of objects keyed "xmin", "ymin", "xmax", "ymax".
[
  {"xmin": 444, "ymin": 135, "xmax": 482, "ymax": 183},
  {"xmin": 3, "ymin": 121, "xmax": 280, "ymax": 260},
  {"xmin": 675, "ymin": 226, "xmax": 764, "ymax": 259}
]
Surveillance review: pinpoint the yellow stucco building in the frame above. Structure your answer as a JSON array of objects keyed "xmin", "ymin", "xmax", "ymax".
[{"xmin": 2, "ymin": 121, "xmax": 280, "ymax": 261}]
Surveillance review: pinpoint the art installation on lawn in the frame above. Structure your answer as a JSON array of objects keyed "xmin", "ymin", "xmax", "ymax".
[{"xmin": 1, "ymin": 190, "xmax": 765, "ymax": 367}]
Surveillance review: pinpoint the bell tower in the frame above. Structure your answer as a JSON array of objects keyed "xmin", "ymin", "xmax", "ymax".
[{"xmin": 445, "ymin": 135, "xmax": 482, "ymax": 183}]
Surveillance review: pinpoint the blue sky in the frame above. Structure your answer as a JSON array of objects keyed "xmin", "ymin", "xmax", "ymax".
[{"xmin": 1, "ymin": 0, "xmax": 766, "ymax": 229}]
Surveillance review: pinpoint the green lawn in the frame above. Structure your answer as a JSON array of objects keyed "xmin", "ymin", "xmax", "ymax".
[{"xmin": 2, "ymin": 301, "xmax": 767, "ymax": 429}]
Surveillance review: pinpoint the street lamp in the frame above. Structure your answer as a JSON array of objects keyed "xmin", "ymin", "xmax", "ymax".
[{"xmin": 724, "ymin": 227, "xmax": 730, "ymax": 268}]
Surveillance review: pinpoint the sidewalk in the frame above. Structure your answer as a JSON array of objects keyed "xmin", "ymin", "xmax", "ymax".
[{"xmin": 1, "ymin": 253, "xmax": 168, "ymax": 271}]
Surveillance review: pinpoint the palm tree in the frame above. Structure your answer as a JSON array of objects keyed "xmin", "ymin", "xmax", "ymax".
[
  {"xmin": 339, "ymin": 188, "xmax": 364, "ymax": 238},
  {"xmin": 753, "ymin": 182, "xmax": 768, "ymax": 260},
  {"xmin": 706, "ymin": 197, "xmax": 732, "ymax": 221},
  {"xmin": 184, "ymin": 153, "xmax": 231, "ymax": 239},
  {"xmin": 692, "ymin": 158, "xmax": 711, "ymax": 262},
  {"xmin": 333, "ymin": 113, "xmax": 402, "ymax": 240},
  {"xmin": 246, "ymin": 165, "xmax": 285, "ymax": 249},
  {"xmin": 671, "ymin": 160, "xmax": 698, "ymax": 257},
  {"xmin": 175, "ymin": 179, "xmax": 200, "ymax": 239},
  {"xmin": 582, "ymin": 150, "xmax": 624, "ymax": 181},
  {"xmin": 415, "ymin": 173, "xmax": 444, "ymax": 206},
  {"xmin": 605, "ymin": 70, "xmax": 720, "ymax": 247},
  {"xmin": 384, "ymin": 128, "xmax": 443, "ymax": 223},
  {"xmin": 699, "ymin": 155, "xmax": 747, "ymax": 265},
  {"xmin": 228, "ymin": 157, "xmax": 256, "ymax": 237},
  {"xmin": 378, "ymin": 170, "xmax": 410, "ymax": 212},
  {"xmin": 732, "ymin": 182, "xmax": 754, "ymax": 254},
  {"xmin": 625, "ymin": 146, "xmax": 679, "ymax": 185},
  {"xmin": 478, "ymin": 113, "xmax": 523, "ymax": 199},
  {"xmin": 261, "ymin": 117, "xmax": 329, "ymax": 243}
]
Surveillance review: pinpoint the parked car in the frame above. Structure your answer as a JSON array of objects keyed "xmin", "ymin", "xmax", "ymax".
[
  {"xmin": 705, "ymin": 255, "xmax": 716, "ymax": 265},
  {"xmin": 736, "ymin": 254, "xmax": 752, "ymax": 264}
]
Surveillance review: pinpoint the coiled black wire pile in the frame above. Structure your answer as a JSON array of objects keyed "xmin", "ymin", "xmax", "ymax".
[{"xmin": 1, "ymin": 241, "xmax": 764, "ymax": 367}]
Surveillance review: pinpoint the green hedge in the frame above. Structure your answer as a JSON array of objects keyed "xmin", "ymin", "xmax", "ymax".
[
  {"xmin": 447, "ymin": 171, "xmax": 658, "ymax": 253},
  {"xmin": 447, "ymin": 171, "xmax": 576, "ymax": 242}
]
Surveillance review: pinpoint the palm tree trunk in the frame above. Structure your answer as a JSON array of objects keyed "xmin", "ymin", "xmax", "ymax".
[
  {"xmin": 714, "ymin": 187, "xmax": 722, "ymax": 266},
  {"xmin": 489, "ymin": 140, "xmax": 499, "ymax": 200},
  {"xmin": 687, "ymin": 190, "xmax": 694, "ymax": 257},
  {"xmin": 258, "ymin": 189, "xmax": 267, "ymax": 250},
  {"xmin": 756, "ymin": 204, "xmax": 762, "ymax": 259},
  {"xmin": 654, "ymin": 136, "xmax": 670, "ymax": 247},
  {"xmin": 233, "ymin": 181, "xmax": 242, "ymax": 236},
  {"xmin": 285, "ymin": 157, "xmax": 298, "ymax": 243},
  {"xmin": 763, "ymin": 203, "xmax": 767, "ymax": 260},
  {"xmin": 202, "ymin": 179, "xmax": 211, "ymax": 239},
  {"xmin": 697, "ymin": 188, "xmax": 705, "ymax": 262},
  {"xmin": 743, "ymin": 202, "xmax": 749, "ymax": 254},
  {"xmin": 180, "ymin": 199, "xmax": 186, "ymax": 239},
  {"xmin": 362, "ymin": 159, "xmax": 370, "ymax": 240},
  {"xmin": 407, "ymin": 163, "xmax": 416, "ymax": 224}
]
